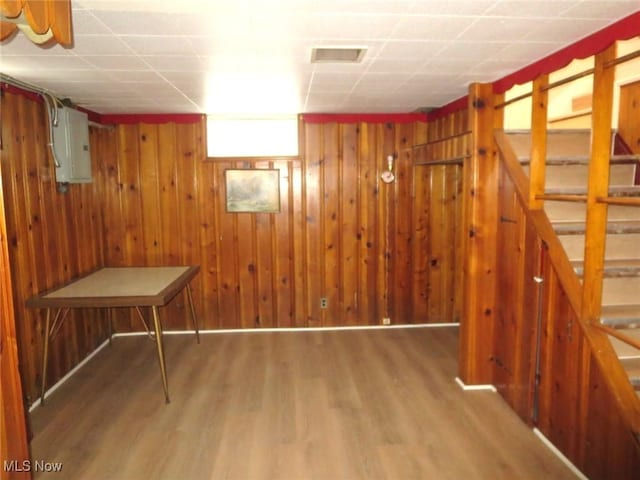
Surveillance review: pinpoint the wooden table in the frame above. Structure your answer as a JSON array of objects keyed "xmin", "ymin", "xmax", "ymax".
[{"xmin": 26, "ymin": 266, "xmax": 200, "ymax": 405}]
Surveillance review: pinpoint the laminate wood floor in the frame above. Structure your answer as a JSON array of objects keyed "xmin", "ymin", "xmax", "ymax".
[{"xmin": 29, "ymin": 327, "xmax": 577, "ymax": 479}]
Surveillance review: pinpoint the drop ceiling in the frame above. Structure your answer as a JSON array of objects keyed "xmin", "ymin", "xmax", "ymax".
[{"xmin": 0, "ymin": 0, "xmax": 638, "ymax": 116}]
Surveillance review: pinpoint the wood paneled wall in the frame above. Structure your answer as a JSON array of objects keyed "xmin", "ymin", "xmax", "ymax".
[
  {"xmin": 0, "ymin": 138, "xmax": 30, "ymax": 479},
  {"xmin": 99, "ymin": 118, "xmax": 464, "ymax": 330},
  {"xmin": 413, "ymin": 110, "xmax": 468, "ymax": 324},
  {"xmin": 494, "ymin": 160, "xmax": 640, "ymax": 478},
  {"xmin": 1, "ymin": 95, "xmax": 467, "ymax": 408},
  {"xmin": 0, "ymin": 90, "xmax": 108, "ymax": 405}
]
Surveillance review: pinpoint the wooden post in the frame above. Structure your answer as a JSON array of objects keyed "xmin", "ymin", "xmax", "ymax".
[
  {"xmin": 581, "ymin": 44, "xmax": 616, "ymax": 324},
  {"xmin": 529, "ymin": 75, "xmax": 549, "ymax": 209},
  {"xmin": 459, "ymin": 83, "xmax": 498, "ymax": 385}
]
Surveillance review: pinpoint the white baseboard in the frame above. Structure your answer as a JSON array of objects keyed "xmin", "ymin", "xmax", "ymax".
[
  {"xmin": 29, "ymin": 338, "xmax": 111, "ymax": 412},
  {"xmin": 533, "ymin": 428, "xmax": 588, "ymax": 480},
  {"xmin": 112, "ymin": 322, "xmax": 460, "ymax": 337},
  {"xmin": 454, "ymin": 376, "xmax": 497, "ymax": 392}
]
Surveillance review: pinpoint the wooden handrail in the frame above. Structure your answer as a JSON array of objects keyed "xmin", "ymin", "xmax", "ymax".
[
  {"xmin": 604, "ymin": 49, "xmax": 640, "ymax": 69},
  {"xmin": 494, "ymin": 128, "xmax": 640, "ymax": 435},
  {"xmin": 598, "ymin": 197, "xmax": 640, "ymax": 206},
  {"xmin": 414, "ymin": 155, "xmax": 468, "ymax": 166},
  {"xmin": 495, "ymin": 130, "xmax": 584, "ymax": 315},
  {"xmin": 535, "ymin": 194, "xmax": 588, "ymax": 202},
  {"xmin": 412, "ymin": 131, "xmax": 471, "ymax": 148},
  {"xmin": 594, "ymin": 323, "xmax": 640, "ymax": 351}
]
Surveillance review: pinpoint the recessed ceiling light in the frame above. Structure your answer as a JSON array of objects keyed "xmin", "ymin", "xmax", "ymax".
[{"xmin": 311, "ymin": 47, "xmax": 367, "ymax": 63}]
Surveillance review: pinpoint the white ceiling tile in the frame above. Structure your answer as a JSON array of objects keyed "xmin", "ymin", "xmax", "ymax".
[
  {"xmin": 376, "ymin": 40, "xmax": 448, "ymax": 59},
  {"xmin": 1, "ymin": 0, "xmax": 636, "ymax": 115},
  {"xmin": 71, "ymin": 10, "xmax": 113, "ymax": 35},
  {"xmin": 436, "ymin": 41, "xmax": 508, "ymax": 59},
  {"xmin": 109, "ymin": 71, "xmax": 167, "ymax": 82},
  {"xmin": 301, "ymin": 14, "xmax": 400, "ymax": 40},
  {"xmin": 409, "ymin": 0, "xmax": 498, "ymax": 15},
  {"xmin": 561, "ymin": 1, "xmax": 640, "ymax": 19},
  {"xmin": 416, "ymin": 59, "xmax": 479, "ymax": 74},
  {"xmin": 80, "ymin": 55, "xmax": 151, "ymax": 70},
  {"xmin": 141, "ymin": 56, "xmax": 205, "ymax": 71},
  {"xmin": 458, "ymin": 17, "xmax": 537, "ymax": 42},
  {"xmin": 483, "ymin": 0, "xmax": 580, "ymax": 18},
  {"xmin": 120, "ymin": 36, "xmax": 197, "ymax": 56},
  {"xmin": 72, "ymin": 35, "xmax": 133, "ymax": 55},
  {"xmin": 365, "ymin": 59, "xmax": 427, "ymax": 74},
  {"xmin": 0, "ymin": 55, "xmax": 93, "ymax": 73},
  {"xmin": 389, "ymin": 15, "xmax": 477, "ymax": 40},
  {"xmin": 497, "ymin": 41, "xmax": 565, "ymax": 61},
  {"xmin": 523, "ymin": 17, "xmax": 613, "ymax": 42}
]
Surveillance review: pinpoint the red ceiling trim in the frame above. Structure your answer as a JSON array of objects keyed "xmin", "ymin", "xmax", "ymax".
[
  {"xmin": 425, "ymin": 96, "xmax": 468, "ymax": 121},
  {"xmin": 302, "ymin": 113, "xmax": 427, "ymax": 124},
  {"xmin": 97, "ymin": 113, "xmax": 204, "ymax": 125},
  {"xmin": 429, "ymin": 11, "xmax": 640, "ymax": 119},
  {"xmin": 1, "ymin": 81, "xmax": 43, "ymax": 103},
  {"xmin": 493, "ymin": 10, "xmax": 640, "ymax": 94}
]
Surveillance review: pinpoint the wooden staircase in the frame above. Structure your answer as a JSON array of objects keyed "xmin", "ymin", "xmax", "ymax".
[{"xmin": 506, "ymin": 129, "xmax": 640, "ymax": 397}]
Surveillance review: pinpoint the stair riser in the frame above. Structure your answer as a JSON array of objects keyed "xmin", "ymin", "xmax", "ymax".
[
  {"xmin": 546, "ymin": 202, "xmax": 640, "ymax": 223},
  {"xmin": 523, "ymin": 164, "xmax": 636, "ymax": 188},
  {"xmin": 602, "ymin": 277, "xmax": 640, "ymax": 306},
  {"xmin": 560, "ymin": 234, "xmax": 640, "ymax": 261},
  {"xmin": 508, "ymin": 131, "xmax": 593, "ymax": 158}
]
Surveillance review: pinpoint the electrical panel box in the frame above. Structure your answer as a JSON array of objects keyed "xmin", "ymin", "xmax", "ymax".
[{"xmin": 52, "ymin": 106, "xmax": 92, "ymax": 184}]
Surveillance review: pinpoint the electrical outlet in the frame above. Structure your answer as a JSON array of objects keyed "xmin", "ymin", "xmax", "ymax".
[
  {"xmin": 320, "ymin": 297, "xmax": 328, "ymax": 309},
  {"xmin": 382, "ymin": 317, "xmax": 391, "ymax": 325}
]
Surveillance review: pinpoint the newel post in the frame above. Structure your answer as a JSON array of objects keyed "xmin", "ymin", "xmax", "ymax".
[{"xmin": 459, "ymin": 83, "xmax": 500, "ymax": 385}]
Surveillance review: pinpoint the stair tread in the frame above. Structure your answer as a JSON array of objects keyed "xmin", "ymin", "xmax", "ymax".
[
  {"xmin": 573, "ymin": 259, "xmax": 640, "ymax": 277},
  {"xmin": 518, "ymin": 154, "xmax": 640, "ymax": 165},
  {"xmin": 601, "ymin": 305, "xmax": 640, "ymax": 328},
  {"xmin": 553, "ymin": 221, "xmax": 640, "ymax": 235},
  {"xmin": 545, "ymin": 185, "xmax": 640, "ymax": 197},
  {"xmin": 619, "ymin": 358, "xmax": 640, "ymax": 388},
  {"xmin": 608, "ymin": 328, "xmax": 640, "ymax": 358}
]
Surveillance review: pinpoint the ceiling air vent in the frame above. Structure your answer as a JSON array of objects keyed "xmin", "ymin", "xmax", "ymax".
[{"xmin": 311, "ymin": 47, "xmax": 367, "ymax": 63}]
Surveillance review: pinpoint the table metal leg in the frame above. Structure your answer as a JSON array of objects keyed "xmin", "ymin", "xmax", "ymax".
[
  {"xmin": 40, "ymin": 309, "xmax": 52, "ymax": 406},
  {"xmin": 185, "ymin": 283, "xmax": 200, "ymax": 344},
  {"xmin": 151, "ymin": 306, "xmax": 170, "ymax": 403},
  {"xmin": 107, "ymin": 309, "xmax": 113, "ymax": 346}
]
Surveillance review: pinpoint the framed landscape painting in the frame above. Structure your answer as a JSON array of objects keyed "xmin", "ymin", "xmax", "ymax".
[{"xmin": 225, "ymin": 169, "xmax": 280, "ymax": 213}]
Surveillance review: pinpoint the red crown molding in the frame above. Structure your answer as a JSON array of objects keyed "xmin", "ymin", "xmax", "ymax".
[
  {"xmin": 97, "ymin": 113, "xmax": 204, "ymax": 125},
  {"xmin": 425, "ymin": 96, "xmax": 468, "ymax": 122},
  {"xmin": 0, "ymin": 81, "xmax": 43, "ymax": 103},
  {"xmin": 493, "ymin": 10, "xmax": 640, "ymax": 94},
  {"xmin": 302, "ymin": 113, "xmax": 428, "ymax": 124},
  {"xmin": 430, "ymin": 10, "xmax": 640, "ymax": 119}
]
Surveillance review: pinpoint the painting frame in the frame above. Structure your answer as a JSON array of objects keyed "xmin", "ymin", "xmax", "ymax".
[{"xmin": 225, "ymin": 168, "xmax": 281, "ymax": 213}]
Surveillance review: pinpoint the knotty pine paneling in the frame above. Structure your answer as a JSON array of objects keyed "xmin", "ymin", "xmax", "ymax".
[
  {"xmin": 1, "ymin": 137, "xmax": 30, "ymax": 478},
  {"xmin": 410, "ymin": 109, "xmax": 468, "ymax": 324},
  {"xmin": 494, "ymin": 161, "xmax": 640, "ymax": 479},
  {"xmin": 99, "ymin": 118, "xmax": 468, "ymax": 330},
  {"xmin": 0, "ymin": 90, "xmax": 108, "ymax": 405}
]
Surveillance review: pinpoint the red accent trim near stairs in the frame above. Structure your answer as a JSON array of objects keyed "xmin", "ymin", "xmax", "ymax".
[
  {"xmin": 493, "ymin": 11, "xmax": 640, "ymax": 95},
  {"xmin": 302, "ymin": 113, "xmax": 427, "ymax": 124},
  {"xmin": 431, "ymin": 11, "xmax": 640, "ymax": 118}
]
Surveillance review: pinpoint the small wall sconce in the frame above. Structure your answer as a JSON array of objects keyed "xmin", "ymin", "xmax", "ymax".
[{"xmin": 381, "ymin": 154, "xmax": 395, "ymax": 183}]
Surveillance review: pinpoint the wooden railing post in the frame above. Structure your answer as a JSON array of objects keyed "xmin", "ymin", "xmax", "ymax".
[
  {"xmin": 581, "ymin": 44, "xmax": 616, "ymax": 324},
  {"xmin": 459, "ymin": 83, "xmax": 498, "ymax": 385},
  {"xmin": 529, "ymin": 75, "xmax": 549, "ymax": 209}
]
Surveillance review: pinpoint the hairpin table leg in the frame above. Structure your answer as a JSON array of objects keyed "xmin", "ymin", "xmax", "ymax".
[{"xmin": 151, "ymin": 306, "xmax": 170, "ymax": 403}]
